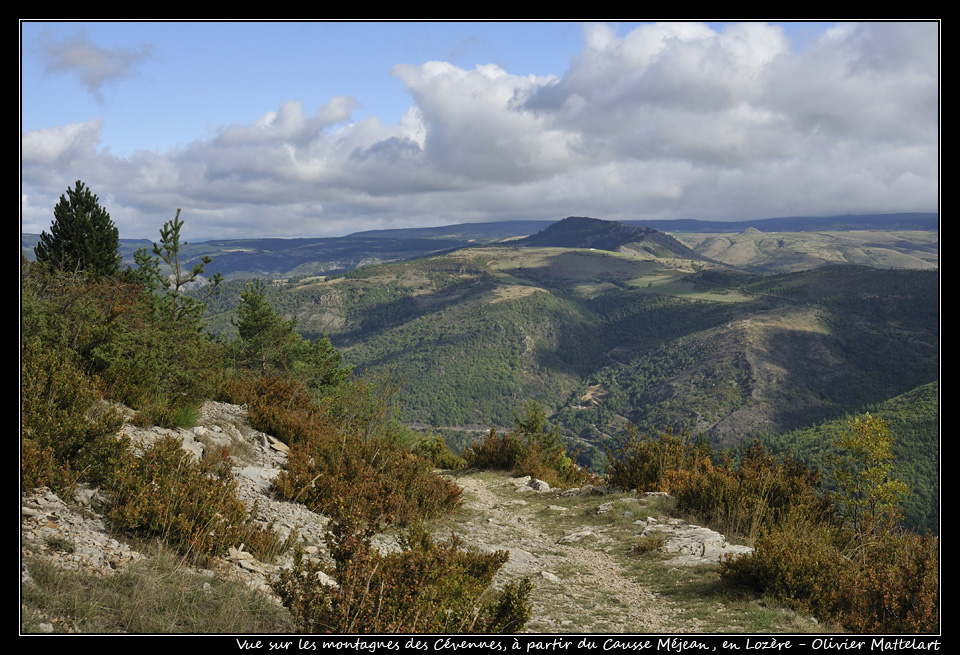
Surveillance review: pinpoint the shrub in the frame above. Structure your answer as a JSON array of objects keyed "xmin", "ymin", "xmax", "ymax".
[
  {"xmin": 719, "ymin": 509, "xmax": 852, "ymax": 618},
  {"xmin": 465, "ymin": 401, "xmax": 598, "ymax": 489},
  {"xmin": 846, "ymin": 530, "xmax": 939, "ymax": 633},
  {"xmin": 719, "ymin": 419, "xmax": 939, "ymax": 634},
  {"xmin": 20, "ymin": 339, "xmax": 124, "ymax": 493},
  {"xmin": 464, "ymin": 427, "xmax": 526, "ymax": 471},
  {"xmin": 604, "ymin": 426, "xmax": 714, "ymax": 494},
  {"xmin": 719, "ymin": 513, "xmax": 939, "ymax": 633},
  {"xmin": 106, "ymin": 437, "xmax": 284, "ymax": 561},
  {"xmin": 239, "ymin": 374, "xmax": 462, "ymax": 528},
  {"xmin": 674, "ymin": 441, "xmax": 830, "ymax": 542},
  {"xmin": 634, "ymin": 532, "xmax": 668, "ymax": 555},
  {"xmin": 274, "ymin": 519, "xmax": 532, "ymax": 633},
  {"xmin": 21, "ymin": 260, "xmax": 223, "ymax": 427},
  {"xmin": 413, "ymin": 432, "xmax": 467, "ymax": 470}
]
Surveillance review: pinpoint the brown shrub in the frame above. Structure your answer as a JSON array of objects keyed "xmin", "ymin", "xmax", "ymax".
[
  {"xmin": 274, "ymin": 520, "xmax": 532, "ymax": 633},
  {"xmin": 229, "ymin": 374, "xmax": 462, "ymax": 528},
  {"xmin": 107, "ymin": 437, "xmax": 284, "ymax": 562},
  {"xmin": 674, "ymin": 441, "xmax": 830, "ymax": 542},
  {"xmin": 604, "ymin": 426, "xmax": 714, "ymax": 494},
  {"xmin": 719, "ymin": 510, "xmax": 939, "ymax": 633}
]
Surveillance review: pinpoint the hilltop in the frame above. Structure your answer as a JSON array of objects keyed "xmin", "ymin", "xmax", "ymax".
[{"xmin": 514, "ymin": 216, "xmax": 710, "ymax": 262}]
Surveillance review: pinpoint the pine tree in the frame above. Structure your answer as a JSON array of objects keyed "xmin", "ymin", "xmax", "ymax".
[
  {"xmin": 233, "ymin": 280, "xmax": 351, "ymax": 392},
  {"xmin": 35, "ymin": 180, "xmax": 121, "ymax": 278},
  {"xmin": 233, "ymin": 280, "xmax": 298, "ymax": 374},
  {"xmin": 132, "ymin": 209, "xmax": 222, "ymax": 323}
]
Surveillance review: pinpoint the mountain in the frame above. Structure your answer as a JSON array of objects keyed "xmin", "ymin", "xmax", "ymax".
[
  {"xmin": 676, "ymin": 228, "xmax": 939, "ymax": 273},
  {"xmin": 624, "ymin": 212, "xmax": 939, "ymax": 233},
  {"xmin": 515, "ymin": 216, "xmax": 711, "ymax": 261},
  {"xmin": 201, "ymin": 239, "xmax": 938, "ymax": 474},
  {"xmin": 22, "ymin": 212, "xmax": 938, "ymax": 279}
]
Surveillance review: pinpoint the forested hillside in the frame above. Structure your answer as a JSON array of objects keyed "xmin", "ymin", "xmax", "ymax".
[
  {"xmin": 763, "ymin": 382, "xmax": 939, "ymax": 533},
  {"xmin": 202, "ymin": 245, "xmax": 938, "ymax": 451},
  {"xmin": 21, "ymin": 203, "xmax": 939, "ymax": 633}
]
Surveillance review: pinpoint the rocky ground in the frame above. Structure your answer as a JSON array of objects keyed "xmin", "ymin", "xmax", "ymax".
[{"xmin": 22, "ymin": 400, "xmax": 787, "ymax": 635}]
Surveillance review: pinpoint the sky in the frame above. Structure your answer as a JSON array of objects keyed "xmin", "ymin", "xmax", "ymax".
[{"xmin": 20, "ymin": 21, "xmax": 940, "ymax": 241}]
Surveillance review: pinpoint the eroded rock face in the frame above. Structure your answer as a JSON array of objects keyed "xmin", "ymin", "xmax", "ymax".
[{"xmin": 21, "ymin": 486, "xmax": 144, "ymax": 578}]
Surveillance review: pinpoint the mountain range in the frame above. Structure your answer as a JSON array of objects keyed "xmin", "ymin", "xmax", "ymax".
[
  {"xmin": 193, "ymin": 217, "xmax": 937, "ymax": 515},
  {"xmin": 21, "ymin": 214, "xmax": 940, "ymax": 531}
]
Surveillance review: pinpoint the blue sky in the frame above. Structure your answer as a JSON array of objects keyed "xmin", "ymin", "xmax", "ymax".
[{"xmin": 20, "ymin": 21, "xmax": 939, "ymax": 241}]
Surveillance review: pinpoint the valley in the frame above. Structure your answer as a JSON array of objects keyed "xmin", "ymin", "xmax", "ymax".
[
  {"xmin": 193, "ymin": 217, "xmax": 939, "ymax": 534},
  {"xmin": 22, "ymin": 213, "xmax": 941, "ymax": 530},
  {"xmin": 20, "ymin": 212, "xmax": 940, "ymax": 634}
]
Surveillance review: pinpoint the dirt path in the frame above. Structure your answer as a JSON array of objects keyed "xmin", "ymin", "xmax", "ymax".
[{"xmin": 436, "ymin": 473, "xmax": 701, "ymax": 633}]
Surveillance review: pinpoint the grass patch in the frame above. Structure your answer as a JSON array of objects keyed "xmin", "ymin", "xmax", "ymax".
[
  {"xmin": 20, "ymin": 545, "xmax": 294, "ymax": 633},
  {"xmin": 633, "ymin": 532, "xmax": 667, "ymax": 555},
  {"xmin": 619, "ymin": 554, "xmax": 828, "ymax": 633},
  {"xmin": 43, "ymin": 536, "xmax": 77, "ymax": 554}
]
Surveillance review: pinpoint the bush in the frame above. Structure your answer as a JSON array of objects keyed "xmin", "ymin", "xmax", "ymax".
[
  {"xmin": 719, "ymin": 509, "xmax": 852, "ymax": 618},
  {"xmin": 106, "ymin": 437, "xmax": 284, "ymax": 562},
  {"xmin": 21, "ymin": 339, "xmax": 124, "ymax": 493},
  {"xmin": 465, "ymin": 401, "xmax": 598, "ymax": 489},
  {"xmin": 274, "ymin": 519, "xmax": 532, "ymax": 633},
  {"xmin": 21, "ymin": 260, "xmax": 223, "ymax": 428},
  {"xmin": 846, "ymin": 530, "xmax": 939, "ymax": 633},
  {"xmin": 413, "ymin": 432, "xmax": 467, "ymax": 470},
  {"xmin": 233, "ymin": 374, "xmax": 462, "ymax": 528},
  {"xmin": 719, "ymin": 513, "xmax": 939, "ymax": 633},
  {"xmin": 604, "ymin": 426, "xmax": 714, "ymax": 494},
  {"xmin": 634, "ymin": 532, "xmax": 668, "ymax": 555},
  {"xmin": 464, "ymin": 428, "xmax": 526, "ymax": 471},
  {"xmin": 719, "ymin": 419, "xmax": 939, "ymax": 634},
  {"xmin": 674, "ymin": 441, "xmax": 830, "ymax": 542}
]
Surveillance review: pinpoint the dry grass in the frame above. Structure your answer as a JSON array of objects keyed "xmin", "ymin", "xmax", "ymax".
[{"xmin": 20, "ymin": 543, "xmax": 294, "ymax": 634}]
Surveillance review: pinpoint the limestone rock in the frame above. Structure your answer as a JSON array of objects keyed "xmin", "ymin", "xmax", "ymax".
[{"xmin": 635, "ymin": 517, "xmax": 754, "ymax": 566}]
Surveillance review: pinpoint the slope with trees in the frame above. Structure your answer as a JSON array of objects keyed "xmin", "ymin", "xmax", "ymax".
[{"xmin": 23, "ymin": 197, "xmax": 532, "ymax": 633}]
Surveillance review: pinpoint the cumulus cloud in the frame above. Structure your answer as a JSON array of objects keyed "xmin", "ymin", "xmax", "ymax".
[
  {"xmin": 21, "ymin": 117, "xmax": 103, "ymax": 166},
  {"xmin": 389, "ymin": 61, "xmax": 580, "ymax": 183},
  {"xmin": 21, "ymin": 21, "xmax": 938, "ymax": 240},
  {"xmin": 40, "ymin": 30, "xmax": 153, "ymax": 101}
]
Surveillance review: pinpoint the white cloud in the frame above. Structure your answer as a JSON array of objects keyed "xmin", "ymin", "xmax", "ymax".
[
  {"xmin": 21, "ymin": 117, "xmax": 103, "ymax": 165},
  {"xmin": 390, "ymin": 61, "xmax": 578, "ymax": 184},
  {"xmin": 21, "ymin": 22, "xmax": 938, "ymax": 240}
]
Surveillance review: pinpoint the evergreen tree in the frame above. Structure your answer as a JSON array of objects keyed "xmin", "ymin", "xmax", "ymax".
[
  {"xmin": 35, "ymin": 180, "xmax": 121, "ymax": 278},
  {"xmin": 233, "ymin": 280, "xmax": 352, "ymax": 393},
  {"xmin": 233, "ymin": 280, "xmax": 298, "ymax": 374},
  {"xmin": 132, "ymin": 209, "xmax": 222, "ymax": 323}
]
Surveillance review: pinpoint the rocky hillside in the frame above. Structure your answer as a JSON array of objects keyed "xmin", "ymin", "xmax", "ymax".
[{"xmin": 20, "ymin": 401, "xmax": 822, "ymax": 634}]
